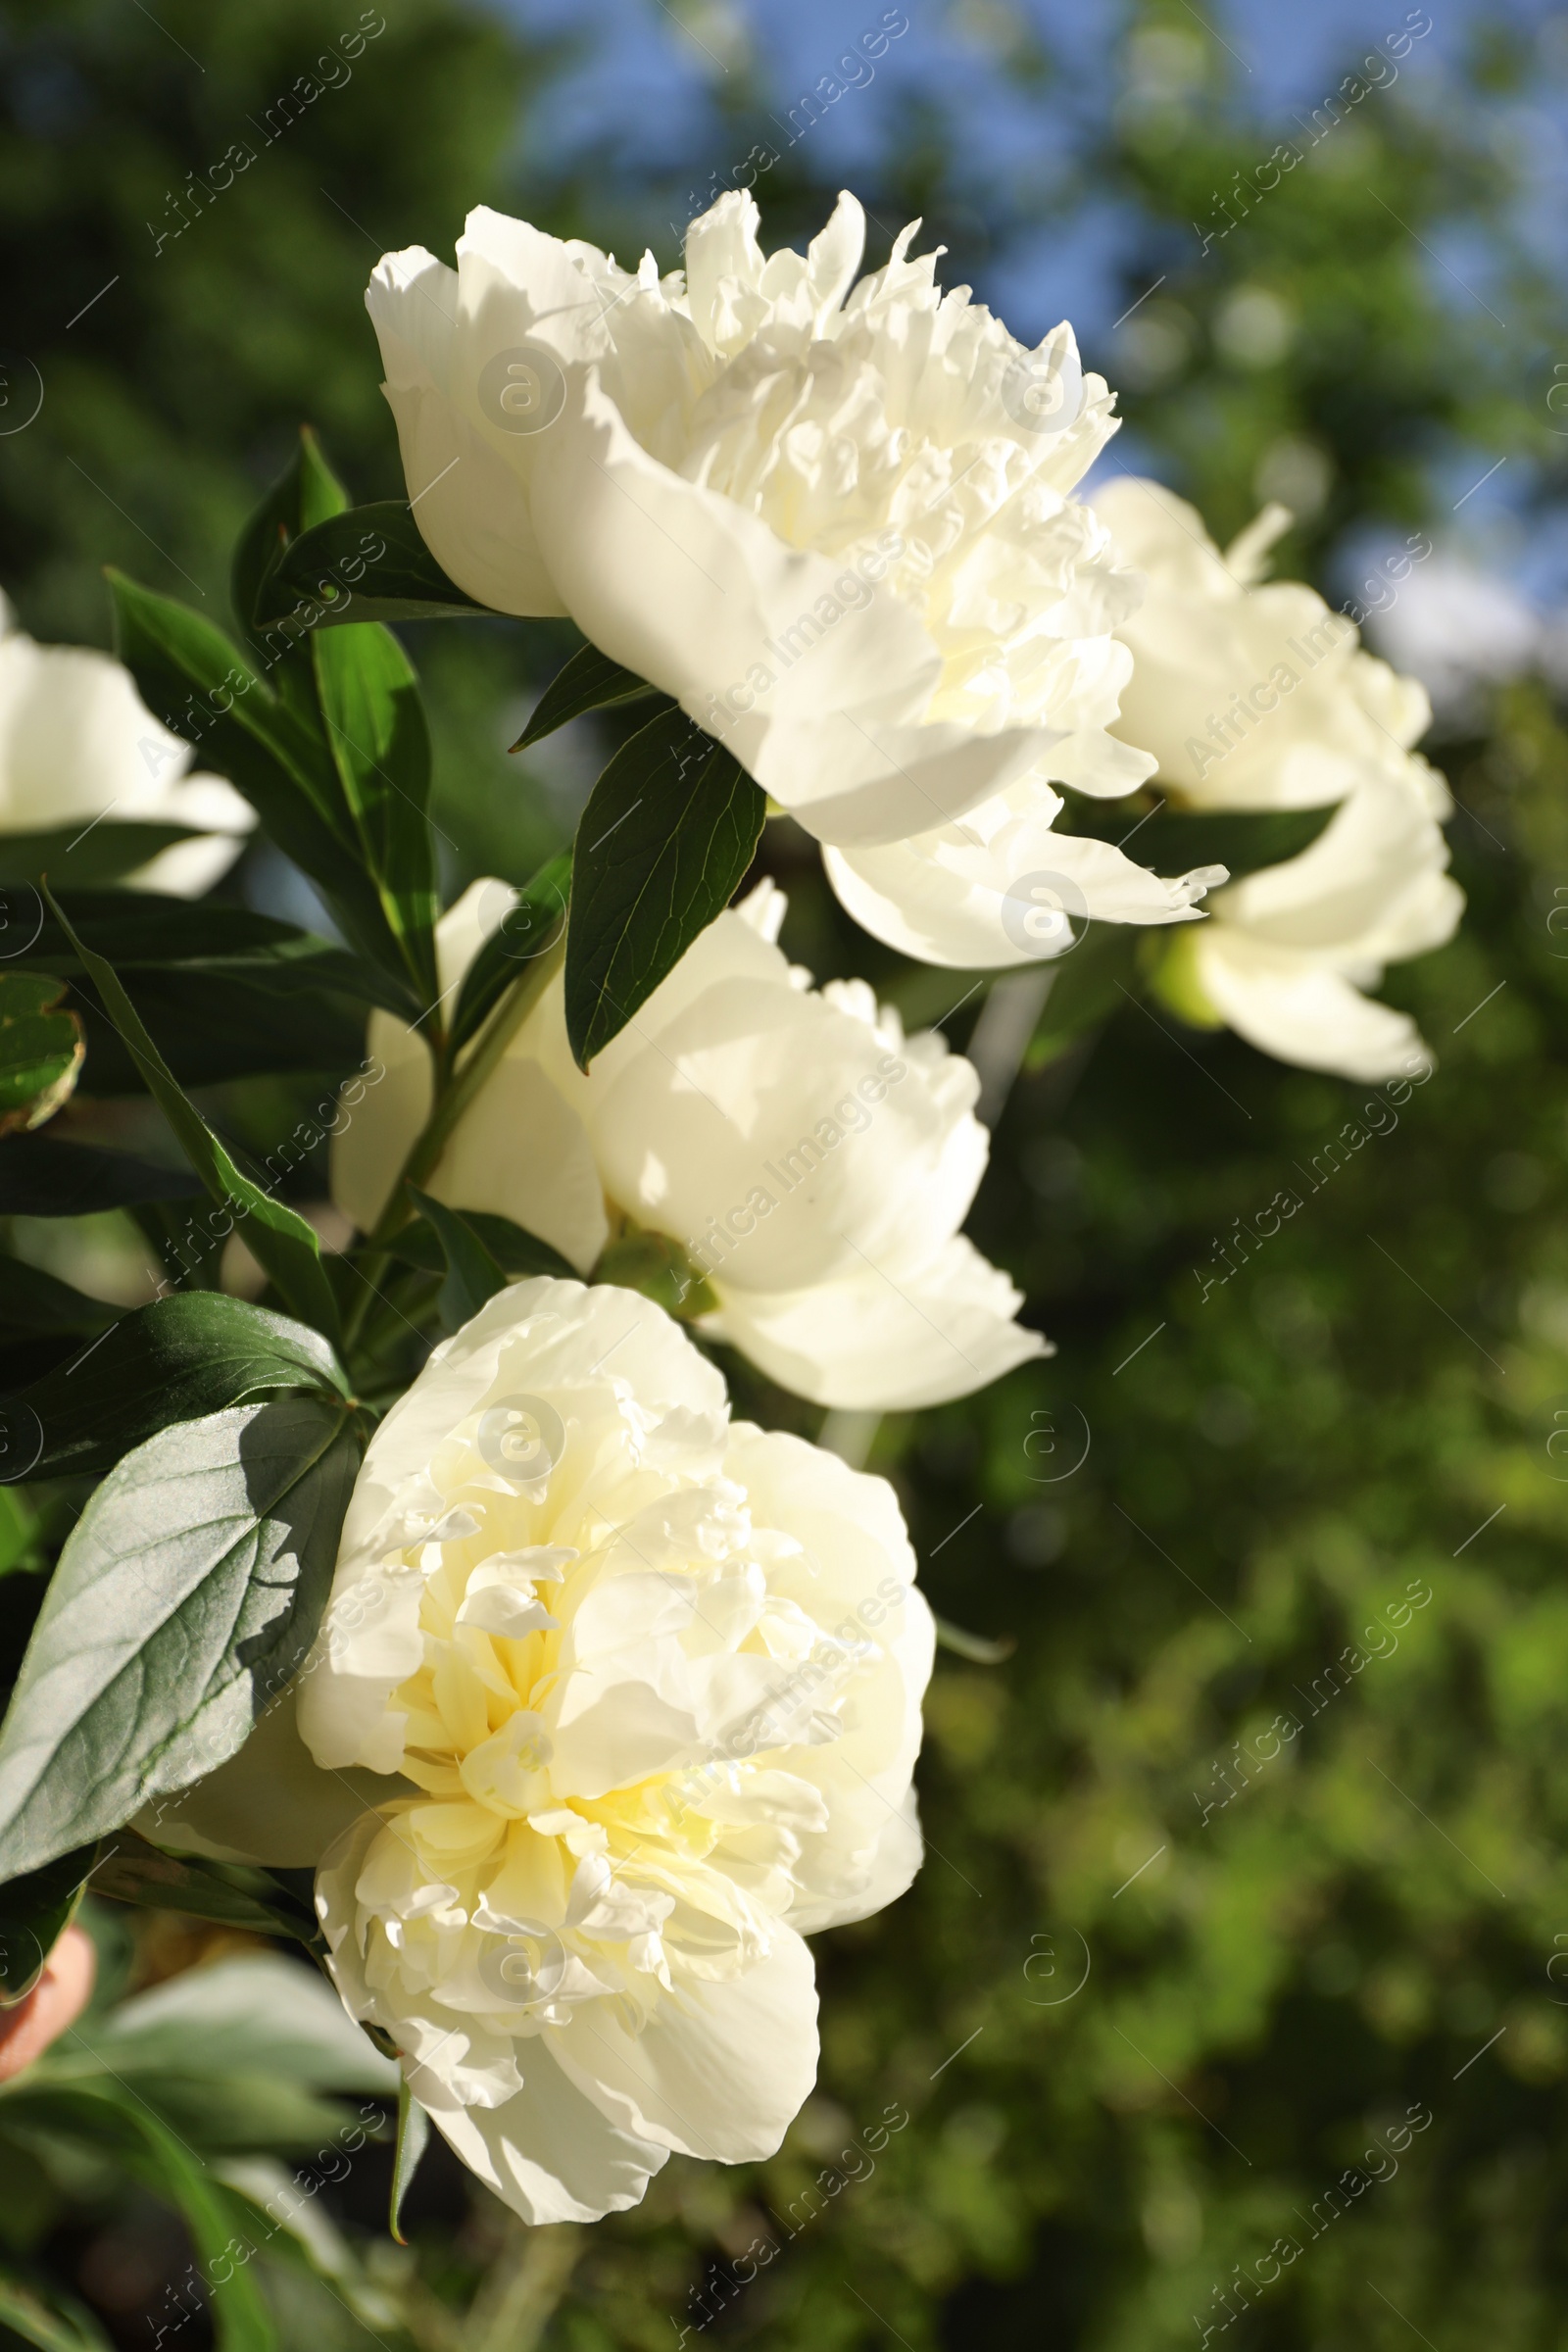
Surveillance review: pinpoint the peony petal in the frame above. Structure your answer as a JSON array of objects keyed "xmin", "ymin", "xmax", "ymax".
[
  {"xmin": 1192, "ymin": 932, "xmax": 1433, "ymax": 1084},
  {"xmin": 427, "ymin": 2038, "xmax": 669, "ymax": 2225},
  {"xmin": 824, "ymin": 796, "xmax": 1218, "ymax": 969},
  {"xmin": 705, "ymin": 1237, "xmax": 1049, "ymax": 1412},
  {"xmin": 551, "ymin": 1926, "xmax": 818, "ymax": 2161},
  {"xmin": 367, "ymin": 241, "xmax": 564, "ymax": 616}
]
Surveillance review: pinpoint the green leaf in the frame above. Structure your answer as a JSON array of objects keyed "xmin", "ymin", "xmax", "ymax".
[
  {"xmin": 107, "ymin": 573, "xmax": 420, "ymax": 1002},
  {"xmin": 254, "ymin": 502, "xmax": 488, "ymax": 630},
  {"xmin": 42, "ymin": 886, "xmax": 340, "ymax": 1341},
  {"xmin": 0, "ymin": 823, "xmax": 207, "ymax": 889},
  {"xmin": 0, "ymin": 1845, "xmax": 97, "ymax": 2005},
  {"xmin": 88, "ymin": 1952, "xmax": 396, "ymax": 2097},
  {"xmin": 23, "ymin": 889, "xmax": 333, "ymax": 972},
  {"xmin": 0, "ymin": 2270, "xmax": 114, "ymax": 2352},
  {"xmin": 0, "ymin": 1489, "xmax": 55, "ymax": 1580},
  {"xmin": 406, "ymin": 1189, "xmax": 508, "ymax": 1334},
  {"xmin": 564, "ymin": 707, "xmax": 765, "ymax": 1069},
  {"xmin": 389, "ymin": 2077, "xmax": 429, "ymax": 2246},
  {"xmin": 0, "ymin": 1135, "xmax": 200, "ymax": 1218},
  {"xmin": 312, "ymin": 623, "xmax": 439, "ymax": 1004},
  {"xmin": 72, "ymin": 969, "xmax": 367, "ymax": 1097},
  {"xmin": 450, "ymin": 852, "xmax": 571, "ymax": 1053},
  {"xmin": 0, "ymin": 1395, "xmax": 361, "ymax": 1880},
  {"xmin": 15, "ymin": 2085, "xmax": 278, "ymax": 2351},
  {"xmin": 1060, "ymin": 796, "xmax": 1339, "ymax": 880},
  {"xmin": 511, "ymin": 643, "xmax": 661, "ymax": 751},
  {"xmin": 15, "ymin": 1294, "xmax": 349, "ymax": 1481},
  {"xmin": 88, "ymin": 1831, "xmax": 321, "ymax": 1947},
  {"xmin": 0, "ymin": 1258, "xmax": 116, "ymax": 1341},
  {"xmin": 389, "ymin": 1205, "xmax": 575, "ymax": 1286},
  {"xmin": 11, "ymin": 889, "xmax": 391, "ymax": 1091},
  {"xmin": 0, "ymin": 977, "xmax": 82, "ymax": 1137},
  {"xmin": 231, "ymin": 425, "xmax": 351, "ymax": 663}
]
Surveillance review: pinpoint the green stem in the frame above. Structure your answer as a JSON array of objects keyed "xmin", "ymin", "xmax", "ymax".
[{"xmin": 341, "ymin": 940, "xmax": 565, "ymax": 1349}]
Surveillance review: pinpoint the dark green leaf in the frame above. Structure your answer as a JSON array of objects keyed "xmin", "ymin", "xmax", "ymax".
[
  {"xmin": 564, "ymin": 707, "xmax": 765, "ymax": 1069},
  {"xmin": 389, "ymin": 2078, "xmax": 430, "ymax": 2246},
  {"xmin": 0, "ymin": 1844, "xmax": 97, "ymax": 2005},
  {"xmin": 0, "ymin": 824, "xmax": 206, "ymax": 889},
  {"xmin": 0, "ymin": 977, "xmax": 82, "ymax": 1136},
  {"xmin": 0, "ymin": 1259, "xmax": 116, "ymax": 1341},
  {"xmin": 7, "ymin": 2085, "xmax": 277, "ymax": 2350},
  {"xmin": 450, "ymin": 852, "xmax": 571, "ymax": 1053},
  {"xmin": 406, "ymin": 1188, "xmax": 508, "ymax": 1334},
  {"xmin": 89, "ymin": 1831, "xmax": 321, "ymax": 1946},
  {"xmin": 0, "ymin": 2271, "xmax": 114, "ymax": 2352},
  {"xmin": 14, "ymin": 1294, "xmax": 348, "ymax": 1481},
  {"xmin": 388, "ymin": 1206, "xmax": 575, "ymax": 1285},
  {"xmin": 312, "ymin": 623, "xmax": 439, "ymax": 1003},
  {"xmin": 511, "ymin": 643, "xmax": 661, "ymax": 751},
  {"xmin": 43, "ymin": 887, "xmax": 341, "ymax": 1340},
  {"xmin": 107, "ymin": 573, "xmax": 419, "ymax": 1001},
  {"xmin": 72, "ymin": 970, "xmax": 367, "ymax": 1097},
  {"xmin": 231, "ymin": 425, "xmax": 350, "ymax": 663},
  {"xmin": 1060, "ymin": 795, "xmax": 1339, "ymax": 880},
  {"xmin": 21, "ymin": 889, "xmax": 327, "ymax": 972},
  {"xmin": 0, "ymin": 1396, "xmax": 361, "ymax": 1880},
  {"xmin": 254, "ymin": 502, "xmax": 488, "ymax": 630},
  {"xmin": 0, "ymin": 1136, "xmax": 200, "ymax": 1219}
]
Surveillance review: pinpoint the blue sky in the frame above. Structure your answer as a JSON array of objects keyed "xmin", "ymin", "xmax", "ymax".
[{"xmin": 482, "ymin": 0, "xmax": 1565, "ymax": 619}]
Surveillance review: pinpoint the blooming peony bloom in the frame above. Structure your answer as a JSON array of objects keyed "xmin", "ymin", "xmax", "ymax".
[
  {"xmin": 1088, "ymin": 478, "xmax": 1463, "ymax": 1081},
  {"xmin": 0, "ymin": 591, "xmax": 253, "ymax": 894},
  {"xmin": 363, "ymin": 186, "xmax": 1216, "ymax": 943},
  {"xmin": 332, "ymin": 880, "xmax": 1047, "ymax": 1410},
  {"xmin": 296, "ymin": 1276, "xmax": 935, "ymax": 2224}
]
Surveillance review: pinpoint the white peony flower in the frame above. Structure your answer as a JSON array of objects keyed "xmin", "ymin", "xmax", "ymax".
[
  {"xmin": 363, "ymin": 185, "xmax": 1214, "ymax": 951},
  {"xmin": 332, "ymin": 879, "xmax": 1048, "ymax": 1411},
  {"xmin": 296, "ymin": 1276, "xmax": 935, "ymax": 2225},
  {"xmin": 1088, "ymin": 478, "xmax": 1463, "ymax": 1081},
  {"xmin": 0, "ymin": 591, "xmax": 253, "ymax": 894}
]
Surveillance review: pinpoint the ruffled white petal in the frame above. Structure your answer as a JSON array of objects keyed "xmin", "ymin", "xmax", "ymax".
[
  {"xmin": 426, "ymin": 2038, "xmax": 668, "ymax": 2225},
  {"xmin": 551, "ymin": 1927, "xmax": 818, "ymax": 2161},
  {"xmin": 824, "ymin": 779, "xmax": 1220, "ymax": 969},
  {"xmin": 366, "ymin": 193, "xmax": 1152, "ymax": 867},
  {"xmin": 705, "ymin": 1236, "xmax": 1049, "ymax": 1410}
]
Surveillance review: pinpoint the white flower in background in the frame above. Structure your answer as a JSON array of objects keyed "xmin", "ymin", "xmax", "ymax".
[
  {"xmin": 365, "ymin": 188, "xmax": 1216, "ymax": 940},
  {"xmin": 1363, "ymin": 549, "xmax": 1544, "ymax": 723},
  {"xmin": 1088, "ymin": 478, "xmax": 1463, "ymax": 1082},
  {"xmin": 0, "ymin": 592, "xmax": 253, "ymax": 895},
  {"xmin": 297, "ymin": 1276, "xmax": 935, "ymax": 2225},
  {"xmin": 333, "ymin": 880, "xmax": 1047, "ymax": 1411}
]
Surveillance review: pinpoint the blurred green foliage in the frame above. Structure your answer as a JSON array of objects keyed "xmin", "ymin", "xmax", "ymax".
[{"xmin": 3, "ymin": 0, "xmax": 1568, "ymax": 2348}]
